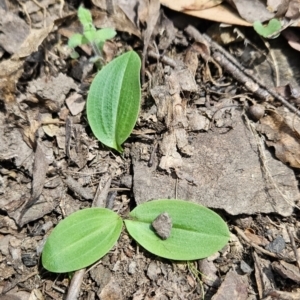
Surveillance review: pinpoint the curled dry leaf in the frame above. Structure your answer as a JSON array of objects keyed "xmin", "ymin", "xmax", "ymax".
[{"xmin": 256, "ymin": 109, "xmax": 300, "ymax": 168}]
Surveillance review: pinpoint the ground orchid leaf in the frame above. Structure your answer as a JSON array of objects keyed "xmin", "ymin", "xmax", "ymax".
[
  {"xmin": 124, "ymin": 199, "xmax": 230, "ymax": 260},
  {"xmin": 42, "ymin": 208, "xmax": 123, "ymax": 273},
  {"xmin": 86, "ymin": 51, "xmax": 141, "ymax": 152},
  {"xmin": 253, "ymin": 19, "xmax": 281, "ymax": 38}
]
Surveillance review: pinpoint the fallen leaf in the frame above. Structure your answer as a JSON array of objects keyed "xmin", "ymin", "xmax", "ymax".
[
  {"xmin": 272, "ymin": 260, "xmax": 300, "ymax": 283},
  {"xmin": 182, "ymin": 0, "xmax": 223, "ymax": 10},
  {"xmin": 226, "ymin": 0, "xmax": 275, "ymax": 23},
  {"xmin": 141, "ymin": 0, "xmax": 160, "ymax": 82},
  {"xmin": 211, "ymin": 270, "xmax": 248, "ymax": 300},
  {"xmin": 256, "ymin": 109, "xmax": 300, "ymax": 168},
  {"xmin": 160, "ymin": 1, "xmax": 251, "ymax": 25},
  {"xmin": 28, "ymin": 142, "xmax": 49, "ymax": 208},
  {"xmin": 0, "ymin": 8, "xmax": 30, "ymax": 54},
  {"xmin": 244, "ymin": 228, "xmax": 269, "ymax": 246},
  {"xmin": 286, "ymin": 0, "xmax": 300, "ymax": 19},
  {"xmin": 91, "ymin": 2, "xmax": 141, "ymax": 37},
  {"xmin": 282, "ymin": 28, "xmax": 300, "ymax": 52}
]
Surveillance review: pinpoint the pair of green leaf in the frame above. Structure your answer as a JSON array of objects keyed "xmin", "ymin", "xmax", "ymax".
[
  {"xmin": 42, "ymin": 199, "xmax": 230, "ymax": 273},
  {"xmin": 68, "ymin": 6, "xmax": 116, "ymax": 59},
  {"xmin": 86, "ymin": 51, "xmax": 141, "ymax": 152},
  {"xmin": 253, "ymin": 18, "xmax": 281, "ymax": 38}
]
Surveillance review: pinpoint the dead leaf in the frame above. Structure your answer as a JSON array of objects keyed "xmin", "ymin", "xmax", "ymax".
[
  {"xmin": 91, "ymin": 3, "xmax": 141, "ymax": 38},
  {"xmin": 286, "ymin": 0, "xmax": 300, "ymax": 19},
  {"xmin": 13, "ymin": 24, "xmax": 53, "ymax": 59},
  {"xmin": 65, "ymin": 93, "xmax": 86, "ymax": 116},
  {"xmin": 253, "ymin": 252, "xmax": 276, "ymax": 299},
  {"xmin": 226, "ymin": 0, "xmax": 275, "ymax": 22},
  {"xmin": 142, "ymin": 0, "xmax": 161, "ymax": 82},
  {"xmin": 28, "ymin": 142, "xmax": 49, "ymax": 208},
  {"xmin": 26, "ymin": 73, "xmax": 77, "ymax": 111},
  {"xmin": 198, "ymin": 259, "xmax": 221, "ymax": 287},
  {"xmin": 211, "ymin": 270, "xmax": 248, "ymax": 300},
  {"xmin": 183, "ymin": 0, "xmax": 223, "ymax": 10},
  {"xmin": 244, "ymin": 228, "xmax": 269, "ymax": 246},
  {"xmin": 160, "ymin": 1, "xmax": 251, "ymax": 25},
  {"xmin": 256, "ymin": 109, "xmax": 300, "ymax": 168},
  {"xmin": 282, "ymin": 28, "xmax": 300, "ymax": 52},
  {"xmin": 0, "ymin": 8, "xmax": 30, "ymax": 55},
  {"xmin": 0, "ymin": 23, "xmax": 54, "ymax": 104},
  {"xmin": 266, "ymin": 289, "xmax": 300, "ymax": 299},
  {"xmin": 267, "ymin": 0, "xmax": 289, "ymax": 17},
  {"xmin": 21, "ymin": 120, "xmax": 40, "ymax": 150},
  {"xmin": 272, "ymin": 260, "xmax": 300, "ymax": 283},
  {"xmin": 99, "ymin": 279, "xmax": 123, "ymax": 300}
]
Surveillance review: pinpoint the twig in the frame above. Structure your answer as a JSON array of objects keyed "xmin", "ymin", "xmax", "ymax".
[
  {"xmin": 17, "ymin": 0, "xmax": 32, "ymax": 27},
  {"xmin": 31, "ymin": 0, "xmax": 47, "ymax": 27},
  {"xmin": 234, "ymin": 226, "xmax": 278, "ymax": 258},
  {"xmin": 286, "ymin": 225, "xmax": 300, "ymax": 271},
  {"xmin": 184, "ymin": 26, "xmax": 300, "ymax": 118},
  {"xmin": 65, "ymin": 269, "xmax": 85, "ymax": 300},
  {"xmin": 148, "ymin": 50, "xmax": 177, "ymax": 68},
  {"xmin": 245, "ymin": 114, "xmax": 300, "ymax": 210},
  {"xmin": 148, "ymin": 140, "xmax": 158, "ymax": 167},
  {"xmin": 63, "ymin": 175, "xmax": 94, "ymax": 200},
  {"xmin": 92, "ymin": 176, "xmax": 112, "ymax": 208}
]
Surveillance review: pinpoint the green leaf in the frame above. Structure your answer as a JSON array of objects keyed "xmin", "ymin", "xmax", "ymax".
[
  {"xmin": 42, "ymin": 208, "xmax": 123, "ymax": 273},
  {"xmin": 124, "ymin": 199, "xmax": 230, "ymax": 261},
  {"xmin": 70, "ymin": 51, "xmax": 80, "ymax": 59},
  {"xmin": 84, "ymin": 29, "xmax": 96, "ymax": 43},
  {"xmin": 86, "ymin": 51, "xmax": 141, "ymax": 152},
  {"xmin": 77, "ymin": 6, "xmax": 96, "ymax": 42},
  {"xmin": 94, "ymin": 28, "xmax": 117, "ymax": 45},
  {"xmin": 253, "ymin": 19, "xmax": 281, "ymax": 38},
  {"xmin": 77, "ymin": 6, "xmax": 93, "ymax": 27},
  {"xmin": 68, "ymin": 33, "xmax": 85, "ymax": 49}
]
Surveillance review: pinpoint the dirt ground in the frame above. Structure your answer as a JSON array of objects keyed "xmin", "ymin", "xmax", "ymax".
[{"xmin": 1, "ymin": 0, "xmax": 300, "ymax": 299}]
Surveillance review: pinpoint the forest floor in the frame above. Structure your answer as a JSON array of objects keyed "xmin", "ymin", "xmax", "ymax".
[{"xmin": 1, "ymin": 0, "xmax": 300, "ymax": 299}]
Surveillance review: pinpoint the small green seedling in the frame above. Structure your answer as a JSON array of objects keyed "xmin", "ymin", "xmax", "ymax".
[
  {"xmin": 253, "ymin": 18, "xmax": 282, "ymax": 38},
  {"xmin": 86, "ymin": 51, "xmax": 141, "ymax": 152},
  {"xmin": 42, "ymin": 199, "xmax": 230, "ymax": 273},
  {"xmin": 68, "ymin": 6, "xmax": 116, "ymax": 66}
]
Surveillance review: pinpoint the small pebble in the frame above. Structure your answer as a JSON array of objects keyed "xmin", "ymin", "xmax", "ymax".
[
  {"xmin": 152, "ymin": 212, "xmax": 172, "ymax": 240},
  {"xmin": 248, "ymin": 104, "xmax": 265, "ymax": 121},
  {"xmin": 128, "ymin": 261, "xmax": 136, "ymax": 275},
  {"xmin": 240, "ymin": 260, "xmax": 253, "ymax": 274},
  {"xmin": 265, "ymin": 236, "xmax": 286, "ymax": 254}
]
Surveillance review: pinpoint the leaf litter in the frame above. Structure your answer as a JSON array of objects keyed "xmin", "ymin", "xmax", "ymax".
[{"xmin": 1, "ymin": 0, "xmax": 300, "ymax": 299}]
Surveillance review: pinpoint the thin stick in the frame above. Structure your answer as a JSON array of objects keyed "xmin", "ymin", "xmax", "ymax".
[{"xmin": 184, "ymin": 26, "xmax": 300, "ymax": 118}]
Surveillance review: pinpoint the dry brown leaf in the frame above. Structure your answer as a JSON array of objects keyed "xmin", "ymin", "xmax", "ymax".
[
  {"xmin": 244, "ymin": 228, "xmax": 269, "ymax": 246},
  {"xmin": 141, "ymin": 0, "xmax": 160, "ymax": 82},
  {"xmin": 182, "ymin": 0, "xmax": 223, "ymax": 10},
  {"xmin": 92, "ymin": 2, "xmax": 141, "ymax": 38},
  {"xmin": 267, "ymin": 0, "xmax": 289, "ymax": 17},
  {"xmin": 12, "ymin": 24, "xmax": 53, "ymax": 59},
  {"xmin": 21, "ymin": 120, "xmax": 40, "ymax": 149},
  {"xmin": 0, "ymin": 23, "xmax": 54, "ymax": 104},
  {"xmin": 272, "ymin": 260, "xmax": 300, "ymax": 283},
  {"xmin": 286, "ymin": 0, "xmax": 300, "ymax": 19},
  {"xmin": 160, "ymin": 1, "xmax": 251, "ymax": 25},
  {"xmin": 227, "ymin": 0, "xmax": 275, "ymax": 23},
  {"xmin": 0, "ymin": 8, "xmax": 30, "ymax": 55},
  {"xmin": 211, "ymin": 270, "xmax": 248, "ymax": 300},
  {"xmin": 257, "ymin": 109, "xmax": 300, "ymax": 168},
  {"xmin": 282, "ymin": 28, "xmax": 300, "ymax": 52}
]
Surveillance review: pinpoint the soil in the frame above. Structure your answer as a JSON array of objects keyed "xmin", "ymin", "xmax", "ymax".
[{"xmin": 1, "ymin": 1, "xmax": 300, "ymax": 300}]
